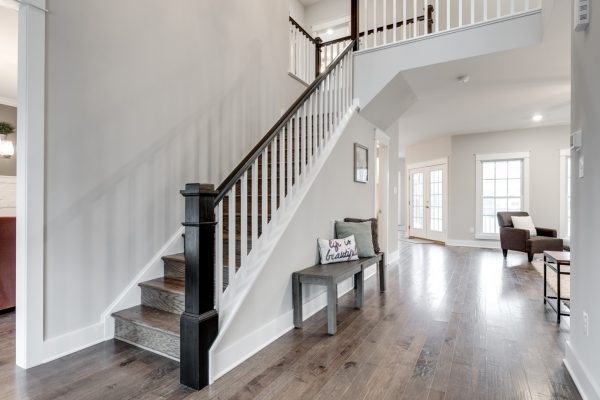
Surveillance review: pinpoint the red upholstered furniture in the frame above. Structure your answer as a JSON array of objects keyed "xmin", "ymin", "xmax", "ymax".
[{"xmin": 0, "ymin": 217, "xmax": 16, "ymax": 311}]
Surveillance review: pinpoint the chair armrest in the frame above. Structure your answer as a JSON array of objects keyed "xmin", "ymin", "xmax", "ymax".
[
  {"xmin": 536, "ymin": 227, "xmax": 557, "ymax": 238},
  {"xmin": 500, "ymin": 227, "xmax": 530, "ymax": 252}
]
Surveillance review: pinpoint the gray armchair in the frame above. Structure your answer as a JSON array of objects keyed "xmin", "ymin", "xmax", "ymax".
[{"xmin": 497, "ymin": 212, "xmax": 563, "ymax": 262}]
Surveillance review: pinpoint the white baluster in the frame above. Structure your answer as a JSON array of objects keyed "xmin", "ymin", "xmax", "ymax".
[
  {"xmin": 459, "ymin": 0, "xmax": 463, "ymax": 27},
  {"xmin": 471, "ymin": 0, "xmax": 475, "ymax": 24},
  {"xmin": 228, "ymin": 185, "xmax": 236, "ymax": 287},
  {"xmin": 403, "ymin": 0, "xmax": 407, "ymax": 39},
  {"xmin": 484, "ymin": 0, "xmax": 488, "ymax": 21},
  {"xmin": 364, "ymin": 0, "xmax": 369, "ymax": 49},
  {"xmin": 287, "ymin": 121, "xmax": 293, "ymax": 197},
  {"xmin": 216, "ymin": 202, "xmax": 223, "ymax": 307},
  {"xmin": 383, "ymin": 0, "xmax": 387, "ymax": 45},
  {"xmin": 510, "ymin": 0, "xmax": 515, "ymax": 14},
  {"xmin": 373, "ymin": 0, "xmax": 377, "ymax": 47},
  {"xmin": 294, "ymin": 110, "xmax": 300, "ymax": 185},
  {"xmin": 497, "ymin": 0, "xmax": 500, "ymax": 18},
  {"xmin": 308, "ymin": 95, "xmax": 313, "ymax": 168},
  {"xmin": 279, "ymin": 130, "xmax": 285, "ymax": 207},
  {"xmin": 447, "ymin": 0, "xmax": 451, "ymax": 29},
  {"xmin": 251, "ymin": 160, "xmax": 258, "ymax": 249},
  {"xmin": 240, "ymin": 173, "xmax": 248, "ymax": 267},
  {"xmin": 319, "ymin": 81, "xmax": 324, "ymax": 154},
  {"xmin": 301, "ymin": 103, "xmax": 306, "ymax": 176},
  {"xmin": 393, "ymin": 0, "xmax": 397, "ymax": 42},
  {"xmin": 425, "ymin": 0, "xmax": 428, "ymax": 34},
  {"xmin": 261, "ymin": 150, "xmax": 268, "ymax": 234},
  {"xmin": 413, "ymin": 0, "xmax": 417, "ymax": 36},
  {"xmin": 324, "ymin": 76, "xmax": 329, "ymax": 141},
  {"xmin": 271, "ymin": 137, "xmax": 277, "ymax": 222},
  {"xmin": 525, "ymin": 0, "xmax": 529, "ymax": 11},
  {"xmin": 435, "ymin": 0, "xmax": 439, "ymax": 31}
]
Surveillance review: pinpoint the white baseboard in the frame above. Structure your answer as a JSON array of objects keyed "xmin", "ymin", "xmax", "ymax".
[
  {"xmin": 211, "ymin": 267, "xmax": 376, "ymax": 381},
  {"xmin": 42, "ymin": 322, "xmax": 105, "ymax": 364},
  {"xmin": 387, "ymin": 250, "xmax": 399, "ymax": 265},
  {"xmin": 445, "ymin": 239, "xmax": 500, "ymax": 249},
  {"xmin": 565, "ymin": 341, "xmax": 600, "ymax": 400}
]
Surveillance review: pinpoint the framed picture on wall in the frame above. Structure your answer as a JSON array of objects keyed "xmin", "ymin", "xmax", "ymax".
[{"xmin": 354, "ymin": 143, "xmax": 368, "ymax": 183}]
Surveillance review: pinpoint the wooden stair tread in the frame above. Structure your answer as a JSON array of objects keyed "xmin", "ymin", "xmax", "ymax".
[
  {"xmin": 139, "ymin": 277, "xmax": 184, "ymax": 295},
  {"xmin": 112, "ymin": 305, "xmax": 180, "ymax": 336},
  {"xmin": 162, "ymin": 253, "xmax": 184, "ymax": 264}
]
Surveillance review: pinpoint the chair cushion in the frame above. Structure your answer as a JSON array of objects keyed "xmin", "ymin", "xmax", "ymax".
[{"xmin": 527, "ymin": 236, "xmax": 564, "ymax": 254}]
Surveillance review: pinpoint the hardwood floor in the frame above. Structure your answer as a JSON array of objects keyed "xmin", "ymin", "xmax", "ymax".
[{"xmin": 0, "ymin": 243, "xmax": 581, "ymax": 399}]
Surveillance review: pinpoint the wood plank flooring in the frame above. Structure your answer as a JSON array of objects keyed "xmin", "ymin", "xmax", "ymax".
[{"xmin": 0, "ymin": 243, "xmax": 581, "ymax": 399}]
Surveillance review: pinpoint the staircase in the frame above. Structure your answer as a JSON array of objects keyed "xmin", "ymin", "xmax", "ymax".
[{"xmin": 111, "ymin": 254, "xmax": 185, "ymax": 360}]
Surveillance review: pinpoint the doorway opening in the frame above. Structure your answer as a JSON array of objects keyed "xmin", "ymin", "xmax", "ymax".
[{"xmin": 374, "ymin": 131, "xmax": 390, "ymax": 255}]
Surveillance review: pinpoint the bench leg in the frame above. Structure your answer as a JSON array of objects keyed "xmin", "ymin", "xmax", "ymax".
[
  {"xmin": 327, "ymin": 281, "xmax": 338, "ymax": 335},
  {"xmin": 292, "ymin": 274, "xmax": 303, "ymax": 329},
  {"xmin": 378, "ymin": 254, "xmax": 386, "ymax": 292},
  {"xmin": 355, "ymin": 270, "xmax": 364, "ymax": 310}
]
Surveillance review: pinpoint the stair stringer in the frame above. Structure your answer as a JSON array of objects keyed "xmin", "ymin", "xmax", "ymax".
[{"xmin": 209, "ymin": 104, "xmax": 359, "ymax": 382}]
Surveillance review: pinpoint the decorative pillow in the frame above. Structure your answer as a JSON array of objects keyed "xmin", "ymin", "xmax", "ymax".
[
  {"xmin": 511, "ymin": 215, "xmax": 537, "ymax": 237},
  {"xmin": 318, "ymin": 235, "xmax": 359, "ymax": 265},
  {"xmin": 335, "ymin": 221, "xmax": 376, "ymax": 257},
  {"xmin": 344, "ymin": 217, "xmax": 380, "ymax": 253}
]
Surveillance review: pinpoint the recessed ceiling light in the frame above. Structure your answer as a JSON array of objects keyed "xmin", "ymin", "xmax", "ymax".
[
  {"xmin": 532, "ymin": 114, "xmax": 543, "ymax": 122},
  {"xmin": 456, "ymin": 75, "xmax": 470, "ymax": 83},
  {"xmin": 326, "ymin": 28, "xmax": 333, "ymax": 35}
]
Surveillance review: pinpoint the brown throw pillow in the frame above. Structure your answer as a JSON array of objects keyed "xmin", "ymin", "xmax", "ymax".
[{"xmin": 344, "ymin": 217, "xmax": 380, "ymax": 254}]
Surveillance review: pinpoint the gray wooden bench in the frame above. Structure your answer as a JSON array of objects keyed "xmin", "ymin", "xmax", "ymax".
[{"xmin": 292, "ymin": 253, "xmax": 385, "ymax": 335}]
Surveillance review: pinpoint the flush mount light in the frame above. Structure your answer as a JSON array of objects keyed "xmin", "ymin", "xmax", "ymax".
[
  {"xmin": 532, "ymin": 114, "xmax": 543, "ymax": 122},
  {"xmin": 326, "ymin": 28, "xmax": 333, "ymax": 35},
  {"xmin": 456, "ymin": 75, "xmax": 470, "ymax": 83}
]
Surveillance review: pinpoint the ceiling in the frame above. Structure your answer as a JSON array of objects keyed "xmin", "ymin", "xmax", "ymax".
[
  {"xmin": 397, "ymin": 0, "xmax": 571, "ymax": 155},
  {"xmin": 0, "ymin": 6, "xmax": 18, "ymax": 106}
]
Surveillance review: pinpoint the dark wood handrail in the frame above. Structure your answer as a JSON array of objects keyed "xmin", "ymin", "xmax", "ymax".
[
  {"xmin": 214, "ymin": 40, "xmax": 355, "ymax": 204},
  {"xmin": 359, "ymin": 5, "xmax": 434, "ymax": 37},
  {"xmin": 289, "ymin": 16, "xmax": 319, "ymax": 45},
  {"xmin": 321, "ymin": 35, "xmax": 353, "ymax": 47}
]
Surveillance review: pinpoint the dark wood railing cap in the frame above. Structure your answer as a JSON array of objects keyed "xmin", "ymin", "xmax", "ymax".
[{"xmin": 181, "ymin": 183, "xmax": 218, "ymax": 197}]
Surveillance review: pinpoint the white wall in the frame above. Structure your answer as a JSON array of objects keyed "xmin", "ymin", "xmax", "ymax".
[
  {"xmin": 289, "ymin": 0, "xmax": 306, "ymax": 27},
  {"xmin": 44, "ymin": 0, "xmax": 304, "ymax": 340},
  {"xmin": 305, "ymin": 0, "xmax": 349, "ymax": 29},
  {"xmin": 213, "ymin": 111, "xmax": 377, "ymax": 373},
  {"xmin": 566, "ymin": 3, "xmax": 600, "ymax": 398},
  {"xmin": 404, "ymin": 125, "xmax": 569, "ymax": 243}
]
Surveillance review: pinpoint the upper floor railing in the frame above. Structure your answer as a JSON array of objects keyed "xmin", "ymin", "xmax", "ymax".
[{"xmin": 356, "ymin": 0, "xmax": 541, "ymax": 50}]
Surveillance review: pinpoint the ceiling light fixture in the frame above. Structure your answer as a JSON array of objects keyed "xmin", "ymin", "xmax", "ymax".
[
  {"xmin": 532, "ymin": 114, "xmax": 543, "ymax": 122},
  {"xmin": 456, "ymin": 75, "xmax": 470, "ymax": 83},
  {"xmin": 326, "ymin": 28, "xmax": 333, "ymax": 35}
]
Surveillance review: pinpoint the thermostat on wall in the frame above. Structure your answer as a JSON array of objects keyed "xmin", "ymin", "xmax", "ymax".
[
  {"xmin": 571, "ymin": 130, "xmax": 583, "ymax": 151},
  {"xmin": 574, "ymin": 0, "xmax": 590, "ymax": 31}
]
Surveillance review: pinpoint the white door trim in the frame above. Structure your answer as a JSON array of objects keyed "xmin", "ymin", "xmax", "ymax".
[
  {"xmin": 15, "ymin": 0, "xmax": 46, "ymax": 369},
  {"xmin": 374, "ymin": 130, "xmax": 390, "ymax": 256}
]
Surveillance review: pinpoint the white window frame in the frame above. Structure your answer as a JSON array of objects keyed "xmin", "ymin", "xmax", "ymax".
[
  {"xmin": 559, "ymin": 148, "xmax": 571, "ymax": 239},
  {"xmin": 475, "ymin": 152, "xmax": 530, "ymax": 240}
]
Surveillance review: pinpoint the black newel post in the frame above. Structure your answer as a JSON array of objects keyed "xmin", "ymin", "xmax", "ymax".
[
  {"xmin": 180, "ymin": 183, "xmax": 219, "ymax": 390},
  {"xmin": 315, "ymin": 37, "xmax": 322, "ymax": 78},
  {"xmin": 351, "ymin": 0, "xmax": 359, "ymax": 50}
]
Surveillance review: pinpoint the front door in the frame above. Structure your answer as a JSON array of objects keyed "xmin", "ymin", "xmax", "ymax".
[{"xmin": 409, "ymin": 164, "xmax": 447, "ymax": 241}]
